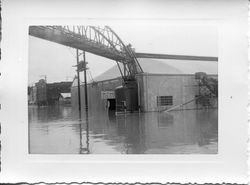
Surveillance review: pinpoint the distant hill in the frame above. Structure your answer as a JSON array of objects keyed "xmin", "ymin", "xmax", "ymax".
[{"xmin": 93, "ymin": 58, "xmax": 218, "ymax": 82}]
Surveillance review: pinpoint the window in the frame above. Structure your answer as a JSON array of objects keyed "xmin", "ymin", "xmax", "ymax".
[{"xmin": 157, "ymin": 96, "xmax": 173, "ymax": 106}]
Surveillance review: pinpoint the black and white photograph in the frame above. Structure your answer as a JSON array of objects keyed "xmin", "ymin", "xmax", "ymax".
[
  {"xmin": 28, "ymin": 24, "xmax": 218, "ymax": 154},
  {"xmin": 1, "ymin": 0, "xmax": 248, "ymax": 183}
]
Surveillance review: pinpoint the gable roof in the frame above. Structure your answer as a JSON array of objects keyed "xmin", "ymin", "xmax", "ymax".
[
  {"xmin": 93, "ymin": 58, "xmax": 218, "ymax": 82},
  {"xmin": 60, "ymin": 93, "xmax": 71, "ymax": 98}
]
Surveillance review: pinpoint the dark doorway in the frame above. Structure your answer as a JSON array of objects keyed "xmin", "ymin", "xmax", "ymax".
[{"xmin": 108, "ymin": 99, "xmax": 116, "ymax": 110}]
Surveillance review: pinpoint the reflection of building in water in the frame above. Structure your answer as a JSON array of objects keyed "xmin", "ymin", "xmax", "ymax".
[
  {"xmin": 71, "ymin": 58, "xmax": 218, "ymax": 113},
  {"xmin": 29, "ymin": 105, "xmax": 218, "ymax": 154},
  {"xmin": 142, "ymin": 110, "xmax": 218, "ymax": 154},
  {"xmin": 71, "ymin": 109, "xmax": 217, "ymax": 154},
  {"xmin": 142, "ymin": 112, "xmax": 197, "ymax": 153},
  {"xmin": 115, "ymin": 114, "xmax": 146, "ymax": 154},
  {"xmin": 157, "ymin": 113, "xmax": 174, "ymax": 128},
  {"xmin": 79, "ymin": 118, "xmax": 90, "ymax": 154},
  {"xmin": 195, "ymin": 109, "xmax": 218, "ymax": 147},
  {"xmin": 29, "ymin": 105, "xmax": 72, "ymax": 123}
]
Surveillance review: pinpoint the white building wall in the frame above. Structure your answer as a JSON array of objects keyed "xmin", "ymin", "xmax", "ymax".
[{"xmin": 140, "ymin": 74, "xmax": 217, "ymax": 112}]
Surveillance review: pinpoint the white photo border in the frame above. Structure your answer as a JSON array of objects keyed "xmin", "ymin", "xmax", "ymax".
[{"xmin": 0, "ymin": 0, "xmax": 248, "ymax": 183}]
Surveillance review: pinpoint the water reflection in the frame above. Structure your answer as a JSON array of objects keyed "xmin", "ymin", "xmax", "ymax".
[
  {"xmin": 79, "ymin": 117, "xmax": 90, "ymax": 154},
  {"xmin": 29, "ymin": 105, "xmax": 218, "ymax": 154}
]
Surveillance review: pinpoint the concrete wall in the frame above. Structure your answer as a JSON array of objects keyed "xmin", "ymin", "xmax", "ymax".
[{"xmin": 139, "ymin": 73, "xmax": 217, "ymax": 112}]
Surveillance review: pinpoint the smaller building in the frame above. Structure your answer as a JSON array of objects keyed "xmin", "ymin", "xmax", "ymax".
[
  {"xmin": 46, "ymin": 82, "xmax": 72, "ymax": 105},
  {"xmin": 59, "ymin": 93, "xmax": 71, "ymax": 105}
]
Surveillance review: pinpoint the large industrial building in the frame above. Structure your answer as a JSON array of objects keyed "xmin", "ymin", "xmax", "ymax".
[{"xmin": 71, "ymin": 58, "xmax": 218, "ymax": 113}]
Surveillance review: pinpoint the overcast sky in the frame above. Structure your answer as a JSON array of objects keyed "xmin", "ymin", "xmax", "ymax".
[{"xmin": 28, "ymin": 23, "xmax": 217, "ymax": 85}]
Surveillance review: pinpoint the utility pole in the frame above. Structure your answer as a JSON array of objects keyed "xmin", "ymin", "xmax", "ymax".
[
  {"xmin": 83, "ymin": 51, "xmax": 88, "ymax": 112},
  {"xmin": 76, "ymin": 49, "xmax": 82, "ymax": 119},
  {"xmin": 76, "ymin": 50, "xmax": 89, "ymax": 154}
]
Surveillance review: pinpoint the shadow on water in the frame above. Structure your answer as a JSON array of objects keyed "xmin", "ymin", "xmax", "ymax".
[{"xmin": 29, "ymin": 105, "xmax": 218, "ymax": 154}]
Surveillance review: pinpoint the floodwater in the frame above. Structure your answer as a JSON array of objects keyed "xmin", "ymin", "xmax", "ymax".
[{"xmin": 29, "ymin": 105, "xmax": 218, "ymax": 154}]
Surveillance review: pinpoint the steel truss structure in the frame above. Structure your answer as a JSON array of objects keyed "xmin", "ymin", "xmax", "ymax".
[
  {"xmin": 29, "ymin": 26, "xmax": 143, "ymax": 80},
  {"xmin": 29, "ymin": 25, "xmax": 218, "ymax": 81}
]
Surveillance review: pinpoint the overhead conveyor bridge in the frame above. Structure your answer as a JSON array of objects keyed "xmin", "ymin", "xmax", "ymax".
[
  {"xmin": 29, "ymin": 26, "xmax": 143, "ymax": 80},
  {"xmin": 29, "ymin": 26, "xmax": 218, "ymax": 80}
]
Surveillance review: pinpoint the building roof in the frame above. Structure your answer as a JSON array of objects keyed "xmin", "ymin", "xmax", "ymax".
[
  {"xmin": 60, "ymin": 93, "xmax": 71, "ymax": 98},
  {"xmin": 71, "ymin": 58, "xmax": 218, "ymax": 87},
  {"xmin": 93, "ymin": 58, "xmax": 218, "ymax": 82}
]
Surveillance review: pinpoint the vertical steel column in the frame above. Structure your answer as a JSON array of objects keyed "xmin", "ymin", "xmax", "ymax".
[
  {"xmin": 83, "ymin": 51, "xmax": 88, "ymax": 112},
  {"xmin": 76, "ymin": 49, "xmax": 82, "ymax": 119}
]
